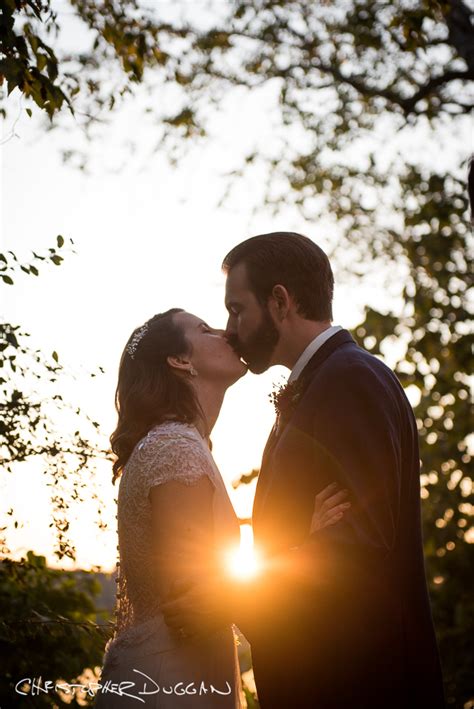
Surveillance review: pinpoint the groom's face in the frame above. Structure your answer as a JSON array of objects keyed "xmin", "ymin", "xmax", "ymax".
[{"xmin": 224, "ymin": 262, "xmax": 280, "ymax": 374}]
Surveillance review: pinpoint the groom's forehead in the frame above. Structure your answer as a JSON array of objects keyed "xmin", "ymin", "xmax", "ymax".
[
  {"xmin": 225, "ymin": 263, "xmax": 262, "ymax": 312},
  {"xmin": 225, "ymin": 262, "xmax": 251, "ymax": 295}
]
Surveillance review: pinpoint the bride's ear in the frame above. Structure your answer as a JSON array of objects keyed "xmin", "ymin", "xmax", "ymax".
[{"xmin": 167, "ymin": 355, "xmax": 193, "ymax": 375}]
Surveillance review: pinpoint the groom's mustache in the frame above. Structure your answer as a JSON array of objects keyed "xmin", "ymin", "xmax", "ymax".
[{"xmin": 225, "ymin": 334, "xmax": 248, "ymax": 363}]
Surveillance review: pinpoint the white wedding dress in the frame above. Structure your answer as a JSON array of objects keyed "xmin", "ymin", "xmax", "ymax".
[{"xmin": 95, "ymin": 421, "xmax": 243, "ymax": 708}]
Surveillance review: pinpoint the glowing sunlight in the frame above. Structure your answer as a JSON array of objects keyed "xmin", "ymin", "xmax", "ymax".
[{"xmin": 226, "ymin": 525, "xmax": 261, "ymax": 581}]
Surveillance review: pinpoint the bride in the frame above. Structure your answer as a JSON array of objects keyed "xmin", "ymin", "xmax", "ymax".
[{"xmin": 95, "ymin": 309, "xmax": 348, "ymax": 708}]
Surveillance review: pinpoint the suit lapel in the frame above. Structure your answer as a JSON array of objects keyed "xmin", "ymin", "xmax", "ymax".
[
  {"xmin": 253, "ymin": 329, "xmax": 356, "ymax": 521},
  {"xmin": 261, "ymin": 422, "xmax": 279, "ymax": 466},
  {"xmin": 291, "ymin": 329, "xmax": 355, "ymax": 391}
]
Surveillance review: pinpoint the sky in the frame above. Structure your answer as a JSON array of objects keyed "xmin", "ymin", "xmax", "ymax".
[
  {"xmin": 0, "ymin": 86, "xmax": 368, "ymax": 571},
  {"xmin": 1, "ymin": 0, "xmax": 471, "ymax": 572}
]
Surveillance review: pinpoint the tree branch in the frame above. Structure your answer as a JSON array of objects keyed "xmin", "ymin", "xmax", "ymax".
[
  {"xmin": 400, "ymin": 69, "xmax": 474, "ymax": 113},
  {"xmin": 445, "ymin": 0, "xmax": 474, "ymax": 73},
  {"xmin": 318, "ymin": 61, "xmax": 473, "ymax": 115}
]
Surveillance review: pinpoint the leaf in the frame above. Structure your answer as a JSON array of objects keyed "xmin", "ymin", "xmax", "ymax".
[
  {"xmin": 57, "ymin": 235, "xmax": 64, "ymax": 248},
  {"xmin": 1, "ymin": 275, "xmax": 14, "ymax": 285},
  {"xmin": 52, "ymin": 351, "xmax": 59, "ymax": 363}
]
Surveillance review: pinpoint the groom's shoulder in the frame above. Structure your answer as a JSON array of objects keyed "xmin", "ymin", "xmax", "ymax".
[
  {"xmin": 315, "ymin": 338, "xmax": 402, "ymax": 393},
  {"xmin": 324, "ymin": 337, "xmax": 383, "ymax": 369}
]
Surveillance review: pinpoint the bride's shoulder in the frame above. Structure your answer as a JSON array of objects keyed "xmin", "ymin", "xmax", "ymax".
[
  {"xmin": 131, "ymin": 421, "xmax": 202, "ymax": 459},
  {"xmin": 142, "ymin": 419, "xmax": 200, "ymax": 444},
  {"xmin": 125, "ymin": 420, "xmax": 213, "ymax": 487}
]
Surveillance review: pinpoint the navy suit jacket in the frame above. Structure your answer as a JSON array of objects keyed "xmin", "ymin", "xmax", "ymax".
[{"xmin": 245, "ymin": 329, "xmax": 445, "ymax": 709}]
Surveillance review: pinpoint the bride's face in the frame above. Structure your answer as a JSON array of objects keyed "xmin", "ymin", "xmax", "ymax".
[{"xmin": 173, "ymin": 311, "xmax": 248, "ymax": 385}]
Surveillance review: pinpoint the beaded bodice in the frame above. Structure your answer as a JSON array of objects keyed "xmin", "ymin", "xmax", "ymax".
[{"xmin": 105, "ymin": 421, "xmax": 239, "ymax": 657}]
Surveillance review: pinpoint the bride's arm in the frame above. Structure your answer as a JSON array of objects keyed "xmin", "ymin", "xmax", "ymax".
[
  {"xmin": 160, "ymin": 483, "xmax": 350, "ymax": 639},
  {"xmin": 149, "ymin": 476, "xmax": 216, "ymax": 600}
]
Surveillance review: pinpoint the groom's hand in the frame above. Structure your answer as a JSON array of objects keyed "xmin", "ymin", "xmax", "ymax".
[{"xmin": 161, "ymin": 577, "xmax": 233, "ymax": 638}]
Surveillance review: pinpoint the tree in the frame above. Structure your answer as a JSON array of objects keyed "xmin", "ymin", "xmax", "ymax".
[
  {"xmin": 2, "ymin": 0, "xmax": 473, "ymax": 705},
  {"xmin": 2, "ymin": 1, "xmax": 473, "ymax": 163},
  {"xmin": 0, "ymin": 249, "xmax": 114, "ymax": 702},
  {"xmin": 0, "ymin": 0, "xmax": 198, "ymax": 136},
  {"xmin": 353, "ymin": 168, "xmax": 473, "ymax": 706},
  {"xmin": 0, "ymin": 251, "xmax": 114, "ymax": 706},
  {"xmin": 0, "ymin": 242, "xmax": 111, "ymax": 561},
  {"xmin": 0, "ymin": 551, "xmax": 113, "ymax": 707}
]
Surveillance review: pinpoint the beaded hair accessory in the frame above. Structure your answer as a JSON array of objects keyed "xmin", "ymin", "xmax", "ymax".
[{"xmin": 126, "ymin": 322, "xmax": 149, "ymax": 359}]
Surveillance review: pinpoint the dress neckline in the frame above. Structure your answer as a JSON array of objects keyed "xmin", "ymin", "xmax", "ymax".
[{"xmin": 150, "ymin": 420, "xmax": 210, "ymax": 446}]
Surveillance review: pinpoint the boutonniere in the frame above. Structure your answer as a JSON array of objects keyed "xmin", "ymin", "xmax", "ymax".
[{"xmin": 269, "ymin": 378, "xmax": 304, "ymax": 418}]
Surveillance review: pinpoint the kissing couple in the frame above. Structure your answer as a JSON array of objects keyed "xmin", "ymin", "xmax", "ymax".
[{"xmin": 96, "ymin": 233, "xmax": 445, "ymax": 708}]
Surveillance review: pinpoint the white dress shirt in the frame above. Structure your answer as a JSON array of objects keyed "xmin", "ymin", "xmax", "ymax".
[{"xmin": 288, "ymin": 325, "xmax": 343, "ymax": 384}]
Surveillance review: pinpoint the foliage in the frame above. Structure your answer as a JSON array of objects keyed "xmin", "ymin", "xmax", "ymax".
[
  {"xmin": 353, "ymin": 169, "xmax": 473, "ymax": 707},
  {"xmin": 0, "ymin": 249, "xmax": 113, "ymax": 705},
  {"xmin": 1, "ymin": 6, "xmax": 116, "ymax": 701},
  {"xmin": 0, "ymin": 0, "xmax": 69, "ymax": 118},
  {"xmin": 0, "ymin": 0, "xmax": 197, "ymax": 135},
  {"xmin": 233, "ymin": 468, "xmax": 259, "ymax": 489},
  {"xmin": 0, "ymin": 234, "xmax": 69, "ymax": 285},
  {"xmin": 0, "ymin": 550, "xmax": 113, "ymax": 707},
  {"xmin": 0, "ymin": 241, "xmax": 111, "ymax": 561},
  {"xmin": 2, "ymin": 1, "xmax": 473, "ymax": 159},
  {"xmin": 2, "ymin": 0, "xmax": 473, "ymax": 705}
]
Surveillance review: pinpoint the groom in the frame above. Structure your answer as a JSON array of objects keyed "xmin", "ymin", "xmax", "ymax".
[{"xmin": 166, "ymin": 232, "xmax": 445, "ymax": 708}]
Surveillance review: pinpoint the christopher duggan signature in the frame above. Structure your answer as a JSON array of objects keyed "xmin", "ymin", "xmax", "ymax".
[{"xmin": 15, "ymin": 670, "xmax": 233, "ymax": 703}]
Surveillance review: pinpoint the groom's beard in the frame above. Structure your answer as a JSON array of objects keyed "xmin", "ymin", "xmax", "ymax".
[{"xmin": 233, "ymin": 309, "xmax": 280, "ymax": 374}]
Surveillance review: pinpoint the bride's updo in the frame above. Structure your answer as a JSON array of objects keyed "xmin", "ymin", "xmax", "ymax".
[{"xmin": 110, "ymin": 308, "xmax": 203, "ymax": 484}]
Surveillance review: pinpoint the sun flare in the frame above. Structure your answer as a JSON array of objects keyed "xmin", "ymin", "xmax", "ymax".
[{"xmin": 226, "ymin": 525, "xmax": 261, "ymax": 580}]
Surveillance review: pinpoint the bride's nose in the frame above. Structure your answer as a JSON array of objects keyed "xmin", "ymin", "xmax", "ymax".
[{"xmin": 208, "ymin": 326, "xmax": 226, "ymax": 338}]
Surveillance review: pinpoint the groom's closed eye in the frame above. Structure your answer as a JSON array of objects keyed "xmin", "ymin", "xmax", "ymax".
[{"xmin": 225, "ymin": 301, "xmax": 242, "ymax": 315}]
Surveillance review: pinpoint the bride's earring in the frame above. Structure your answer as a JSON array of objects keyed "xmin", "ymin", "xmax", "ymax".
[{"xmin": 189, "ymin": 367, "xmax": 198, "ymax": 377}]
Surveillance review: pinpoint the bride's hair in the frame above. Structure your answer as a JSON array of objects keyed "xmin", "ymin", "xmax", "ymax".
[{"xmin": 110, "ymin": 308, "xmax": 203, "ymax": 484}]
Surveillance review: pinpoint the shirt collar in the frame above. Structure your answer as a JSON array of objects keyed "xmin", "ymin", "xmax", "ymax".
[{"xmin": 288, "ymin": 325, "xmax": 343, "ymax": 383}]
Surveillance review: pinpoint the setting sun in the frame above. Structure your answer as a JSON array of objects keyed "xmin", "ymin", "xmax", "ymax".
[{"xmin": 226, "ymin": 525, "xmax": 261, "ymax": 581}]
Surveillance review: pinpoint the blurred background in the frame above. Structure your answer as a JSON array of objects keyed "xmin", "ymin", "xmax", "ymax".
[{"xmin": 1, "ymin": 0, "xmax": 473, "ymax": 706}]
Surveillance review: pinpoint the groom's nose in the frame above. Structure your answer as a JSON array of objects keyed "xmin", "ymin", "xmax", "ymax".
[
  {"xmin": 224, "ymin": 328, "xmax": 239, "ymax": 351},
  {"xmin": 225, "ymin": 316, "xmax": 236, "ymax": 337}
]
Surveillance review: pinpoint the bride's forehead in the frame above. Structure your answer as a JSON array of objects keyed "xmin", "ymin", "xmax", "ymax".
[{"xmin": 176, "ymin": 311, "xmax": 202, "ymax": 329}]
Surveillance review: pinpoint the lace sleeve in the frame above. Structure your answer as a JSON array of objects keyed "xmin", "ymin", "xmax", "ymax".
[
  {"xmin": 132, "ymin": 429, "xmax": 216, "ymax": 499},
  {"xmin": 104, "ymin": 427, "xmax": 216, "ymax": 659}
]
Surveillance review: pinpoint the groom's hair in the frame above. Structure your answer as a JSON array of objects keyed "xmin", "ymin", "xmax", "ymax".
[{"xmin": 222, "ymin": 232, "xmax": 334, "ymax": 321}]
